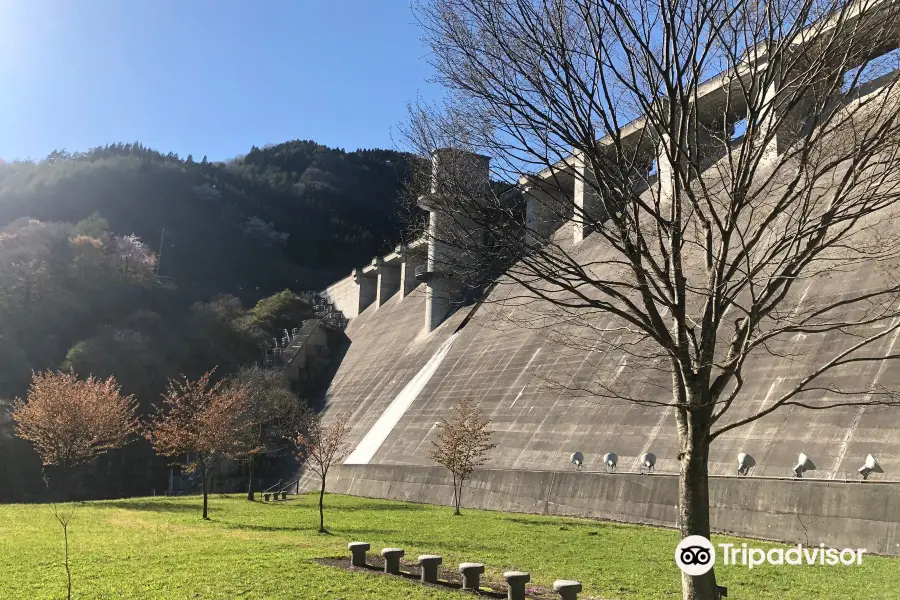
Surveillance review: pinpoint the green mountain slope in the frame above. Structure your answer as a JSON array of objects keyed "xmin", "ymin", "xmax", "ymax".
[
  {"xmin": 0, "ymin": 140, "xmax": 418, "ymax": 500},
  {"xmin": 0, "ymin": 140, "xmax": 416, "ymax": 301}
]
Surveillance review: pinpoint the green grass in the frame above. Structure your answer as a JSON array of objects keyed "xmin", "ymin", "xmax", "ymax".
[{"xmin": 0, "ymin": 493, "xmax": 896, "ymax": 599}]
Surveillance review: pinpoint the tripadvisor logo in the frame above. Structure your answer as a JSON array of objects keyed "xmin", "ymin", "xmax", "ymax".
[
  {"xmin": 675, "ymin": 536, "xmax": 867, "ymax": 573},
  {"xmin": 675, "ymin": 536, "xmax": 716, "ymax": 576}
]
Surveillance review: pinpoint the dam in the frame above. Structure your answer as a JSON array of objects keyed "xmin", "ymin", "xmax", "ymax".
[{"xmin": 305, "ymin": 3, "xmax": 900, "ymax": 555}]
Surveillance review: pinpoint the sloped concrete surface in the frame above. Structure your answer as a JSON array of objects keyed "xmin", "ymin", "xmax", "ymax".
[
  {"xmin": 311, "ymin": 91, "xmax": 900, "ymax": 547},
  {"xmin": 320, "ymin": 284, "xmax": 468, "ymax": 458},
  {"xmin": 321, "ymin": 244, "xmax": 900, "ymax": 480},
  {"xmin": 304, "ymin": 201, "xmax": 900, "ymax": 551}
]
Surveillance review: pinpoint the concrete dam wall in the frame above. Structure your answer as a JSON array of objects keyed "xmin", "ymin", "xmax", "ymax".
[
  {"xmin": 309, "ymin": 56, "xmax": 900, "ymax": 550},
  {"xmin": 319, "ymin": 254, "xmax": 900, "ymax": 479},
  {"xmin": 308, "ymin": 248, "xmax": 900, "ymax": 551},
  {"xmin": 324, "ymin": 464, "xmax": 900, "ymax": 556}
]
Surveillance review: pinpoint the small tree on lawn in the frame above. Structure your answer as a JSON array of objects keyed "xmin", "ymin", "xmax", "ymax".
[
  {"xmin": 146, "ymin": 369, "xmax": 249, "ymax": 520},
  {"xmin": 428, "ymin": 398, "xmax": 497, "ymax": 516},
  {"xmin": 51, "ymin": 503, "xmax": 75, "ymax": 600},
  {"xmin": 296, "ymin": 411, "xmax": 351, "ymax": 533},
  {"xmin": 12, "ymin": 370, "xmax": 138, "ymax": 600},
  {"xmin": 11, "ymin": 370, "xmax": 139, "ymax": 498},
  {"xmin": 229, "ymin": 365, "xmax": 310, "ymax": 501}
]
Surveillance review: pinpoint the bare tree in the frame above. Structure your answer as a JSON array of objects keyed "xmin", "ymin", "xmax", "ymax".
[
  {"xmin": 406, "ymin": 1, "xmax": 900, "ymax": 598},
  {"xmin": 12, "ymin": 370, "xmax": 139, "ymax": 498},
  {"xmin": 296, "ymin": 411, "xmax": 351, "ymax": 533},
  {"xmin": 51, "ymin": 504, "xmax": 75, "ymax": 600},
  {"xmin": 428, "ymin": 398, "xmax": 497, "ymax": 515},
  {"xmin": 146, "ymin": 369, "xmax": 249, "ymax": 520},
  {"xmin": 229, "ymin": 365, "xmax": 310, "ymax": 501}
]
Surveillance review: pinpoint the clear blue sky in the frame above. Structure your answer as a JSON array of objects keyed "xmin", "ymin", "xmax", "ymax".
[{"xmin": 0, "ymin": 0, "xmax": 441, "ymax": 162}]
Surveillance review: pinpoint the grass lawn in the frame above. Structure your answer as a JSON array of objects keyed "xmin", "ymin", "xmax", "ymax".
[{"xmin": 0, "ymin": 492, "xmax": 896, "ymax": 599}]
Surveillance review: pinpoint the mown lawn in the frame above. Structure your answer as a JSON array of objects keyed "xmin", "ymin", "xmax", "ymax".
[{"xmin": 0, "ymin": 493, "xmax": 896, "ymax": 599}]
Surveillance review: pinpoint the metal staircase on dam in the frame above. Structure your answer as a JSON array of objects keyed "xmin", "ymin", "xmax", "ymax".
[
  {"xmin": 264, "ymin": 322, "xmax": 326, "ymax": 368},
  {"xmin": 280, "ymin": 330, "xmax": 308, "ymax": 365},
  {"xmin": 311, "ymin": 293, "xmax": 347, "ymax": 330},
  {"xmin": 262, "ymin": 293, "xmax": 346, "ymax": 369}
]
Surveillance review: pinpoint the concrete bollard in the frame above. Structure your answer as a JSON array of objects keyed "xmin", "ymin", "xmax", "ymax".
[
  {"xmin": 459, "ymin": 563, "xmax": 485, "ymax": 591},
  {"xmin": 504, "ymin": 571, "xmax": 531, "ymax": 600},
  {"xmin": 263, "ymin": 493, "xmax": 270, "ymax": 502},
  {"xmin": 348, "ymin": 542, "xmax": 370, "ymax": 568},
  {"xmin": 553, "ymin": 580, "xmax": 582, "ymax": 600},
  {"xmin": 381, "ymin": 548, "xmax": 404, "ymax": 575},
  {"xmin": 418, "ymin": 554, "xmax": 442, "ymax": 584},
  {"xmin": 281, "ymin": 491, "xmax": 287, "ymax": 500}
]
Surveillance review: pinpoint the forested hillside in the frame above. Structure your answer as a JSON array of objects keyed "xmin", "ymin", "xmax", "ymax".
[
  {"xmin": 0, "ymin": 140, "xmax": 418, "ymax": 501},
  {"xmin": 0, "ymin": 140, "xmax": 417, "ymax": 300}
]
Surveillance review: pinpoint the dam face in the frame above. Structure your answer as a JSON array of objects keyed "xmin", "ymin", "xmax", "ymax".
[
  {"xmin": 310, "ymin": 225, "xmax": 900, "ymax": 552},
  {"xmin": 323, "ymin": 244, "xmax": 900, "ymax": 480},
  {"xmin": 309, "ymin": 42, "xmax": 900, "ymax": 551}
]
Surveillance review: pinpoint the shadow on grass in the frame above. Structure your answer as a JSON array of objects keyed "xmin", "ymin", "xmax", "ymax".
[
  {"xmin": 99, "ymin": 500, "xmax": 203, "ymax": 514},
  {"xmin": 221, "ymin": 522, "xmax": 347, "ymax": 535},
  {"xmin": 390, "ymin": 539, "xmax": 505, "ymax": 555},
  {"xmin": 296, "ymin": 493, "xmax": 429, "ymax": 508},
  {"xmin": 502, "ymin": 516, "xmax": 578, "ymax": 527},
  {"xmin": 221, "ymin": 522, "xmax": 305, "ymax": 533},
  {"xmin": 220, "ymin": 523, "xmax": 439, "ymax": 543},
  {"xmin": 502, "ymin": 515, "xmax": 635, "ymax": 531},
  {"xmin": 222, "ymin": 522, "xmax": 379, "ymax": 536},
  {"xmin": 308, "ymin": 501, "xmax": 429, "ymax": 513}
]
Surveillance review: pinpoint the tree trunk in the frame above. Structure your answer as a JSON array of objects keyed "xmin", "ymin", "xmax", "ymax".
[
  {"xmin": 452, "ymin": 472, "xmax": 460, "ymax": 515},
  {"xmin": 44, "ymin": 464, "xmax": 72, "ymax": 503},
  {"xmin": 318, "ymin": 477, "xmax": 326, "ymax": 533},
  {"xmin": 61, "ymin": 517, "xmax": 71, "ymax": 600},
  {"xmin": 201, "ymin": 458, "xmax": 210, "ymax": 521},
  {"xmin": 53, "ymin": 466, "xmax": 70, "ymax": 503},
  {"xmin": 247, "ymin": 455, "xmax": 256, "ymax": 501},
  {"xmin": 678, "ymin": 411, "xmax": 718, "ymax": 600},
  {"xmin": 62, "ymin": 468, "xmax": 71, "ymax": 503}
]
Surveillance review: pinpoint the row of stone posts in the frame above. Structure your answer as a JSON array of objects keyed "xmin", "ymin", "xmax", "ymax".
[{"xmin": 348, "ymin": 542, "xmax": 583, "ymax": 599}]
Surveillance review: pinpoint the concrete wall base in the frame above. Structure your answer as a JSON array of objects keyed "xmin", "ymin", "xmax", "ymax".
[{"xmin": 314, "ymin": 464, "xmax": 900, "ymax": 555}]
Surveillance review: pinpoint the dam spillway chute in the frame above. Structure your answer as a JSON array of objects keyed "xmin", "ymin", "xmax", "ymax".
[{"xmin": 343, "ymin": 331, "xmax": 461, "ymax": 465}]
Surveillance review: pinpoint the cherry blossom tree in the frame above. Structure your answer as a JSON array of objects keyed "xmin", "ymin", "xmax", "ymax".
[
  {"xmin": 146, "ymin": 369, "xmax": 249, "ymax": 519},
  {"xmin": 109, "ymin": 234, "xmax": 157, "ymax": 276},
  {"xmin": 11, "ymin": 370, "xmax": 139, "ymax": 498}
]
